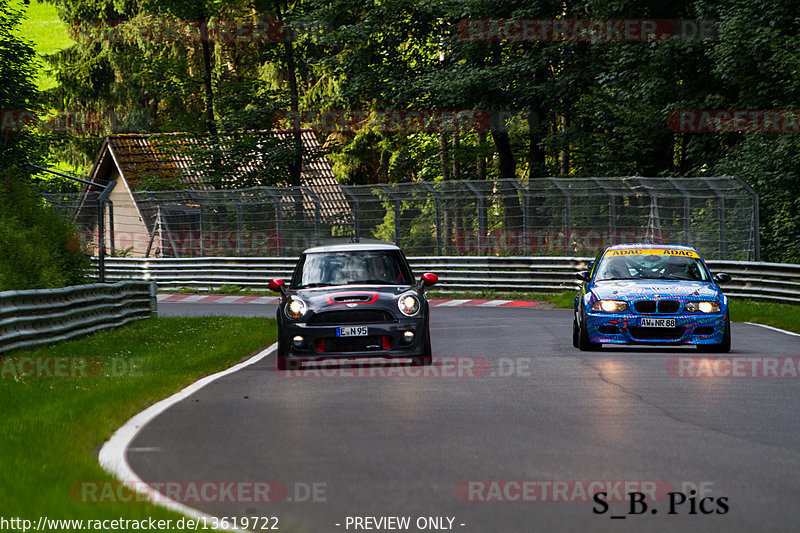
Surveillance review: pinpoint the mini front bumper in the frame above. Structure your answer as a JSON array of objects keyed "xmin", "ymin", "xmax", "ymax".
[
  {"xmin": 584, "ymin": 311, "xmax": 727, "ymax": 345},
  {"xmin": 280, "ymin": 318, "xmax": 427, "ymax": 361}
]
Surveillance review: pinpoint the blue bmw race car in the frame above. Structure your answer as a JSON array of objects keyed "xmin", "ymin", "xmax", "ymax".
[{"xmin": 573, "ymin": 244, "xmax": 731, "ymax": 352}]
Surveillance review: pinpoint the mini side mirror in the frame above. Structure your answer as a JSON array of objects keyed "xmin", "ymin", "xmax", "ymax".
[
  {"xmin": 575, "ymin": 271, "xmax": 590, "ymax": 282},
  {"xmin": 421, "ymin": 272, "xmax": 438, "ymax": 287},
  {"xmin": 268, "ymin": 278, "xmax": 287, "ymax": 296},
  {"xmin": 714, "ymin": 272, "xmax": 731, "ymax": 284}
]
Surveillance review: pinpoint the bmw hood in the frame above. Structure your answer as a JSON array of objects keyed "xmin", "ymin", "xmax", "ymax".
[{"xmin": 591, "ymin": 280, "xmax": 721, "ymax": 301}]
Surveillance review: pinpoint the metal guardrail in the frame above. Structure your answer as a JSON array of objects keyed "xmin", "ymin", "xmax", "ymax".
[
  {"xmin": 90, "ymin": 257, "xmax": 800, "ymax": 304},
  {"xmin": 0, "ymin": 281, "xmax": 157, "ymax": 354}
]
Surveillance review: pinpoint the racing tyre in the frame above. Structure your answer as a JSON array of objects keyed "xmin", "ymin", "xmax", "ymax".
[
  {"xmin": 578, "ymin": 312, "xmax": 601, "ymax": 351},
  {"xmin": 572, "ymin": 318, "xmax": 580, "ymax": 349},
  {"xmin": 275, "ymin": 340, "xmax": 292, "ymax": 371},
  {"xmin": 411, "ymin": 326, "xmax": 433, "ymax": 366},
  {"xmin": 701, "ymin": 313, "xmax": 731, "ymax": 353}
]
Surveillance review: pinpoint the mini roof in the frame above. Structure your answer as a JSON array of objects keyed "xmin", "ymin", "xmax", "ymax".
[{"xmin": 303, "ymin": 243, "xmax": 400, "ymax": 254}]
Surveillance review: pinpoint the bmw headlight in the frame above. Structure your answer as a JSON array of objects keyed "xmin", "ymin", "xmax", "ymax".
[
  {"xmin": 285, "ymin": 297, "xmax": 307, "ymax": 319},
  {"xmin": 685, "ymin": 301, "xmax": 720, "ymax": 313},
  {"xmin": 398, "ymin": 293, "xmax": 421, "ymax": 316},
  {"xmin": 591, "ymin": 300, "xmax": 629, "ymax": 312}
]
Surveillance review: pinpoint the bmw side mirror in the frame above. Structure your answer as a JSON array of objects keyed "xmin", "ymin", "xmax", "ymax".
[
  {"xmin": 575, "ymin": 271, "xmax": 590, "ymax": 282},
  {"xmin": 418, "ymin": 272, "xmax": 438, "ymax": 291},
  {"xmin": 268, "ymin": 278, "xmax": 288, "ymax": 297},
  {"xmin": 714, "ymin": 272, "xmax": 731, "ymax": 284}
]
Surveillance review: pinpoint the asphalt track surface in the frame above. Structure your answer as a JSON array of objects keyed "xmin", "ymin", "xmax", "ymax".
[{"xmin": 129, "ymin": 302, "xmax": 800, "ymax": 532}]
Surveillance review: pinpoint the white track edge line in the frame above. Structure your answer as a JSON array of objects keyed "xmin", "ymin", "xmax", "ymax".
[
  {"xmin": 743, "ymin": 322, "xmax": 800, "ymax": 337},
  {"xmin": 98, "ymin": 342, "xmax": 278, "ymax": 531}
]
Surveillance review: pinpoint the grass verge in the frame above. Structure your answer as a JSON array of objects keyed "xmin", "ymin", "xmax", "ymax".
[
  {"xmin": 728, "ymin": 299, "xmax": 800, "ymax": 334},
  {"xmin": 0, "ymin": 316, "xmax": 277, "ymax": 529}
]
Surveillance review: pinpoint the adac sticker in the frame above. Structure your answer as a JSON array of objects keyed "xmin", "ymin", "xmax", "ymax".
[{"xmin": 604, "ymin": 248, "xmax": 700, "ymax": 259}]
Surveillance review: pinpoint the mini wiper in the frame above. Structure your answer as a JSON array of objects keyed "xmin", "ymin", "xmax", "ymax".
[
  {"xmin": 300, "ymin": 282, "xmax": 334, "ymax": 288},
  {"xmin": 345, "ymin": 279, "xmax": 394, "ymax": 285}
]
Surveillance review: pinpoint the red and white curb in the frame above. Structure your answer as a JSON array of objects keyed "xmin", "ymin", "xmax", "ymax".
[{"xmin": 157, "ymin": 294, "xmax": 539, "ymax": 307}]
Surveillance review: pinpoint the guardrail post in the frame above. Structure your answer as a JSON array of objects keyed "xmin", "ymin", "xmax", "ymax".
[
  {"xmin": 236, "ymin": 201, "xmax": 243, "ymax": 257},
  {"xmin": 421, "ymin": 182, "xmax": 443, "ymax": 255},
  {"xmin": 732, "ymin": 174, "xmax": 760, "ymax": 261},
  {"xmin": 464, "ymin": 182, "xmax": 486, "ymax": 253},
  {"xmin": 199, "ymin": 204, "xmax": 205, "ymax": 257},
  {"xmin": 342, "ymin": 187, "xmax": 361, "ymax": 242},
  {"xmin": 149, "ymin": 281, "xmax": 158, "ymax": 317}
]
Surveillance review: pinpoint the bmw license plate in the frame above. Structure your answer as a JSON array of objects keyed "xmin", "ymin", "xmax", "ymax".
[
  {"xmin": 336, "ymin": 326, "xmax": 368, "ymax": 337},
  {"xmin": 639, "ymin": 318, "xmax": 676, "ymax": 328}
]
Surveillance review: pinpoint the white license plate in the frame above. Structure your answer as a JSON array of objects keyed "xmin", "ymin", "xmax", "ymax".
[
  {"xmin": 639, "ymin": 318, "xmax": 676, "ymax": 328},
  {"xmin": 336, "ymin": 326, "xmax": 368, "ymax": 337}
]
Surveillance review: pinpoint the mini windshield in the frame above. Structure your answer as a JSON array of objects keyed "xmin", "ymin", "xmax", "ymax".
[
  {"xmin": 595, "ymin": 253, "xmax": 710, "ymax": 282},
  {"xmin": 292, "ymin": 250, "xmax": 413, "ymax": 288}
]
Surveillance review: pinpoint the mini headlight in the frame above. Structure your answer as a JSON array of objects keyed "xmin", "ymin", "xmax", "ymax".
[
  {"xmin": 591, "ymin": 300, "xmax": 629, "ymax": 312},
  {"xmin": 285, "ymin": 298, "xmax": 307, "ymax": 319},
  {"xmin": 686, "ymin": 301, "xmax": 719, "ymax": 313},
  {"xmin": 398, "ymin": 294, "xmax": 420, "ymax": 316}
]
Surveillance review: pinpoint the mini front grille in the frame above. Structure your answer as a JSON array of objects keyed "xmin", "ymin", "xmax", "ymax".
[
  {"xmin": 628, "ymin": 326, "xmax": 686, "ymax": 340},
  {"xmin": 307, "ymin": 310, "xmax": 395, "ymax": 325}
]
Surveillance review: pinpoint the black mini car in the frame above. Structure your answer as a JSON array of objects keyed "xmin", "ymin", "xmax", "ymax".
[{"xmin": 268, "ymin": 244, "xmax": 438, "ymax": 370}]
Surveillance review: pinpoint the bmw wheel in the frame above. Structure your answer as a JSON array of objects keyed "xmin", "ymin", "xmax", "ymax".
[
  {"xmin": 578, "ymin": 309, "xmax": 601, "ymax": 351},
  {"xmin": 700, "ymin": 312, "xmax": 731, "ymax": 353}
]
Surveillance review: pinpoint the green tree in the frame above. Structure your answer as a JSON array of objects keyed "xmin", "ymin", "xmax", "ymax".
[{"xmin": 0, "ymin": 0, "xmax": 89, "ymax": 290}]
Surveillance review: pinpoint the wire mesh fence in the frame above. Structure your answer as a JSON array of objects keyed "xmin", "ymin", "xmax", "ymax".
[{"xmin": 42, "ymin": 176, "xmax": 759, "ymax": 260}]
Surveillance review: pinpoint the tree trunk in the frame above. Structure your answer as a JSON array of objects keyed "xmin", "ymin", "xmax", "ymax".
[
  {"xmin": 528, "ymin": 107, "xmax": 545, "ymax": 178},
  {"xmin": 284, "ymin": 38, "xmax": 302, "ymax": 187},
  {"xmin": 476, "ymin": 130, "xmax": 486, "ymax": 180},
  {"xmin": 491, "ymin": 130, "xmax": 522, "ymax": 231},
  {"xmin": 278, "ymin": 1, "xmax": 302, "ymax": 187},
  {"xmin": 439, "ymin": 133, "xmax": 450, "ymax": 180},
  {"xmin": 451, "ymin": 130, "xmax": 460, "ymax": 180},
  {"xmin": 559, "ymin": 114, "xmax": 569, "ymax": 175},
  {"xmin": 200, "ymin": 36, "xmax": 216, "ymax": 134}
]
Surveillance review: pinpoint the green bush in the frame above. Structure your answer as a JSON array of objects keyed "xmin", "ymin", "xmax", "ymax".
[{"xmin": 0, "ymin": 170, "xmax": 90, "ymax": 291}]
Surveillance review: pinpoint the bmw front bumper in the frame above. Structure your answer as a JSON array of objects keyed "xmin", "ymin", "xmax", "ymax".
[{"xmin": 584, "ymin": 311, "xmax": 727, "ymax": 345}]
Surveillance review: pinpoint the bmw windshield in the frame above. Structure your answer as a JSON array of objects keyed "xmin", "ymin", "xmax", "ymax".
[
  {"xmin": 291, "ymin": 250, "xmax": 414, "ymax": 288},
  {"xmin": 595, "ymin": 253, "xmax": 711, "ymax": 282}
]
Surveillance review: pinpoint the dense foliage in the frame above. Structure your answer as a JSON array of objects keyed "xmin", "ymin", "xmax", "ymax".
[
  {"xmin": 11, "ymin": 0, "xmax": 800, "ymax": 262},
  {"xmin": 0, "ymin": 0, "xmax": 89, "ymax": 290}
]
